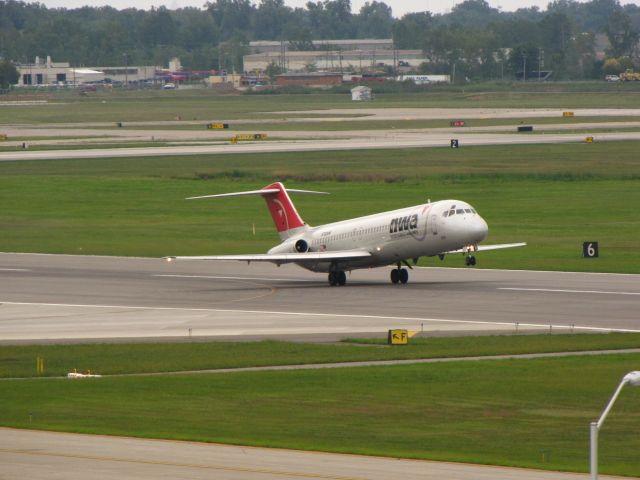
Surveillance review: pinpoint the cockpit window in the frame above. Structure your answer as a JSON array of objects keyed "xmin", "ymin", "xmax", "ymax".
[
  {"xmin": 456, "ymin": 209, "xmax": 464, "ymax": 214},
  {"xmin": 449, "ymin": 209, "xmax": 455, "ymax": 216},
  {"xmin": 471, "ymin": 209, "xmax": 476, "ymax": 214},
  {"xmin": 443, "ymin": 211, "xmax": 448, "ymax": 217},
  {"xmin": 464, "ymin": 209, "xmax": 471, "ymax": 213}
]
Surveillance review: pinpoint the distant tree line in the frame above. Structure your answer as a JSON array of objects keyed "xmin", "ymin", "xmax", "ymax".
[{"xmin": 0, "ymin": 0, "xmax": 638, "ymax": 80}]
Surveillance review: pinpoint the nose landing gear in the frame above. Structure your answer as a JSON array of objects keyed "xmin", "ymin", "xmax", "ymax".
[{"xmin": 465, "ymin": 255, "xmax": 477, "ymax": 266}]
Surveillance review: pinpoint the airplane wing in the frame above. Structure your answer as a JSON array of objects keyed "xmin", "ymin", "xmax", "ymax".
[
  {"xmin": 446, "ymin": 242, "xmax": 527, "ymax": 254},
  {"xmin": 166, "ymin": 250, "xmax": 372, "ymax": 264}
]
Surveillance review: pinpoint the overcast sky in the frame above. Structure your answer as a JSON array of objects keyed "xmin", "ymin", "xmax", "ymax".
[{"xmin": 41, "ymin": 0, "xmax": 640, "ymax": 17}]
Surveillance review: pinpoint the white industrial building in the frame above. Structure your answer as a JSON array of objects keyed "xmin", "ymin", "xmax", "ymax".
[
  {"xmin": 16, "ymin": 56, "xmax": 159, "ymax": 86},
  {"xmin": 244, "ymin": 49, "xmax": 426, "ymax": 73}
]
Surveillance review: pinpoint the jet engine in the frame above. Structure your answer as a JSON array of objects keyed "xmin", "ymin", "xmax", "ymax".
[{"xmin": 294, "ymin": 239, "xmax": 309, "ymax": 253}]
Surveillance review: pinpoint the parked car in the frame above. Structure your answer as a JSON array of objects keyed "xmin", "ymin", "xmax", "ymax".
[
  {"xmin": 162, "ymin": 83, "xmax": 176, "ymax": 90},
  {"xmin": 605, "ymin": 75, "xmax": 620, "ymax": 82}
]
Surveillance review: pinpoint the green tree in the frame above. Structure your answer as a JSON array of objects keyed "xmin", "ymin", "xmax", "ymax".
[
  {"xmin": 254, "ymin": 0, "xmax": 291, "ymax": 40},
  {"xmin": 508, "ymin": 45, "xmax": 539, "ymax": 80},
  {"xmin": 140, "ymin": 7, "xmax": 176, "ymax": 47},
  {"xmin": 606, "ymin": 10, "xmax": 639, "ymax": 57},
  {"xmin": 0, "ymin": 60, "xmax": 19, "ymax": 89},
  {"xmin": 264, "ymin": 61, "xmax": 283, "ymax": 83},
  {"xmin": 393, "ymin": 12, "xmax": 432, "ymax": 49},
  {"xmin": 206, "ymin": 0, "xmax": 254, "ymax": 41},
  {"xmin": 356, "ymin": 1, "xmax": 393, "ymax": 38}
]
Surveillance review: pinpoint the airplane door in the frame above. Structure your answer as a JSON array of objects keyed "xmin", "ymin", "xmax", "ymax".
[{"xmin": 429, "ymin": 214, "xmax": 438, "ymax": 235}]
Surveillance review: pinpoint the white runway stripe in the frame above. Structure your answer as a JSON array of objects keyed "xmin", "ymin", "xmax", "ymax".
[
  {"xmin": 153, "ymin": 274, "xmax": 315, "ymax": 282},
  {"xmin": 2, "ymin": 300, "xmax": 639, "ymax": 333},
  {"xmin": 499, "ymin": 287, "xmax": 640, "ymax": 296}
]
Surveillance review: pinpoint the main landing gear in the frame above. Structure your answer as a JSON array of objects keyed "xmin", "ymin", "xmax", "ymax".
[
  {"xmin": 465, "ymin": 255, "xmax": 477, "ymax": 266},
  {"xmin": 328, "ymin": 270, "xmax": 347, "ymax": 286},
  {"xmin": 390, "ymin": 264, "xmax": 409, "ymax": 284}
]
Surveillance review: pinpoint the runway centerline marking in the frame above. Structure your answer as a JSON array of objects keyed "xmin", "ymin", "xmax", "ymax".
[
  {"xmin": 1, "ymin": 301, "xmax": 639, "ymax": 333},
  {"xmin": 0, "ymin": 268, "xmax": 30, "ymax": 272},
  {"xmin": 154, "ymin": 274, "xmax": 316, "ymax": 282},
  {"xmin": 499, "ymin": 287, "xmax": 640, "ymax": 296}
]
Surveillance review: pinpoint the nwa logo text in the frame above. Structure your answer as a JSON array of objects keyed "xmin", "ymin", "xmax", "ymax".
[{"xmin": 389, "ymin": 214, "xmax": 419, "ymax": 234}]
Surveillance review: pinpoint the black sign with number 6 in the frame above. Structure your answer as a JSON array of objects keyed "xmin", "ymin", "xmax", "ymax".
[{"xmin": 583, "ymin": 242, "xmax": 598, "ymax": 258}]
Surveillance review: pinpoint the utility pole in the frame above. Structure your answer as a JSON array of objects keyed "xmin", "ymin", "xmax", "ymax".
[
  {"xmin": 538, "ymin": 48, "xmax": 543, "ymax": 81},
  {"xmin": 522, "ymin": 53, "xmax": 526, "ymax": 82},
  {"xmin": 123, "ymin": 53, "xmax": 128, "ymax": 87}
]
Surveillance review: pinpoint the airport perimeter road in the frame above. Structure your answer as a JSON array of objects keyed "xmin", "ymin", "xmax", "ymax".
[
  {"xmin": 0, "ymin": 428, "xmax": 626, "ymax": 480},
  {"xmin": 0, "ymin": 253, "xmax": 638, "ymax": 342},
  {"xmin": 2, "ymin": 131, "xmax": 640, "ymax": 162}
]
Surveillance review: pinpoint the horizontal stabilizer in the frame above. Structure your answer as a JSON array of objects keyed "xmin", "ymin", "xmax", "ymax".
[
  {"xmin": 187, "ymin": 188, "xmax": 329, "ymax": 200},
  {"xmin": 166, "ymin": 250, "xmax": 371, "ymax": 264}
]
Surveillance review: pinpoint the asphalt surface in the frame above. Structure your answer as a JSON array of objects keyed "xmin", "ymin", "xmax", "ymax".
[
  {"xmin": 0, "ymin": 428, "xmax": 628, "ymax": 480},
  {"xmin": 2, "ymin": 131, "xmax": 640, "ymax": 162},
  {"xmin": 1, "ymin": 253, "xmax": 638, "ymax": 342}
]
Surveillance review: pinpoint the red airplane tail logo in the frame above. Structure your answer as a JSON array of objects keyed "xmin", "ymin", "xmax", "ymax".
[{"xmin": 261, "ymin": 182, "xmax": 305, "ymax": 233}]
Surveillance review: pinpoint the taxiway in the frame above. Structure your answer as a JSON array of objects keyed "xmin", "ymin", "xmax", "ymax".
[{"xmin": 0, "ymin": 428, "xmax": 628, "ymax": 480}]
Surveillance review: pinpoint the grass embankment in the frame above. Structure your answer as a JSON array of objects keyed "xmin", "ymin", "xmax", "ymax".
[
  {"xmin": 3, "ymin": 83, "xmax": 640, "ymax": 124},
  {"xmin": 3, "ymin": 333, "xmax": 640, "ymax": 378},
  {"xmin": 1, "ymin": 352, "xmax": 639, "ymax": 476},
  {"xmin": 0, "ymin": 141, "xmax": 638, "ymax": 272}
]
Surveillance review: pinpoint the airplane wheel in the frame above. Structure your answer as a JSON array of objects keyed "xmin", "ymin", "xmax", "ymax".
[
  {"xmin": 465, "ymin": 256, "xmax": 471, "ymax": 266},
  {"xmin": 328, "ymin": 272, "xmax": 337, "ymax": 286},
  {"xmin": 390, "ymin": 269, "xmax": 400, "ymax": 284},
  {"xmin": 337, "ymin": 271, "xmax": 347, "ymax": 286},
  {"xmin": 469, "ymin": 256, "xmax": 476, "ymax": 266},
  {"xmin": 400, "ymin": 268, "xmax": 409, "ymax": 284}
]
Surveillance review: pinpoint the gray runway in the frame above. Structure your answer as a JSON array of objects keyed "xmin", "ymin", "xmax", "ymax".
[
  {"xmin": 0, "ymin": 253, "xmax": 638, "ymax": 342},
  {"xmin": 3, "ymin": 131, "xmax": 640, "ymax": 162},
  {"xmin": 0, "ymin": 428, "xmax": 628, "ymax": 480}
]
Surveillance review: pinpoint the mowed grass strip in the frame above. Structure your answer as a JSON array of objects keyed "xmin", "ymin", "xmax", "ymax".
[
  {"xmin": 1, "ymin": 354, "xmax": 639, "ymax": 476},
  {"xmin": 4, "ymin": 84, "xmax": 640, "ymax": 124},
  {"xmin": 0, "ymin": 142, "xmax": 638, "ymax": 272},
  {"xmin": 3, "ymin": 333, "xmax": 640, "ymax": 378}
]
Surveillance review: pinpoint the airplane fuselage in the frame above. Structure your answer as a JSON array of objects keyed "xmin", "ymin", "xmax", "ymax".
[{"xmin": 268, "ymin": 199, "xmax": 488, "ymax": 273}]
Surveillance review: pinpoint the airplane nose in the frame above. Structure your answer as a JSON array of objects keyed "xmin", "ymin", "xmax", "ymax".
[{"xmin": 474, "ymin": 216, "xmax": 489, "ymax": 242}]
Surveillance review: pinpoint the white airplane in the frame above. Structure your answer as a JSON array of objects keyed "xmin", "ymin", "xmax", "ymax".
[{"xmin": 167, "ymin": 182, "xmax": 525, "ymax": 286}]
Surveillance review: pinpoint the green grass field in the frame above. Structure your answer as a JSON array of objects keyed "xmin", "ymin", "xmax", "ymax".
[
  {"xmin": 0, "ymin": 142, "xmax": 638, "ymax": 272},
  {"xmin": 2, "ymin": 333, "xmax": 640, "ymax": 378},
  {"xmin": 4, "ymin": 83, "xmax": 640, "ymax": 124},
  {"xmin": 1, "ymin": 352, "xmax": 639, "ymax": 476}
]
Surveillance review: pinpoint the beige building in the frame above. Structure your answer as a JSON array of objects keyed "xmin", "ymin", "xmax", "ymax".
[{"xmin": 244, "ymin": 49, "xmax": 426, "ymax": 73}]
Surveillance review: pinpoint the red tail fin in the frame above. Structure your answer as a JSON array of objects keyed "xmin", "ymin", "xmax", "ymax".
[{"xmin": 260, "ymin": 182, "xmax": 305, "ymax": 234}]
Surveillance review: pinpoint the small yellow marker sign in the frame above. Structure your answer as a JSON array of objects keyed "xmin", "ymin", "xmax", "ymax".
[
  {"xmin": 563, "ymin": 111, "xmax": 574, "ymax": 117},
  {"xmin": 586, "ymin": 136, "xmax": 594, "ymax": 143},
  {"xmin": 388, "ymin": 329, "xmax": 409, "ymax": 345}
]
